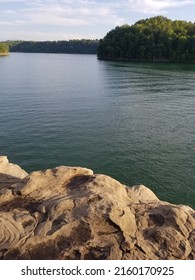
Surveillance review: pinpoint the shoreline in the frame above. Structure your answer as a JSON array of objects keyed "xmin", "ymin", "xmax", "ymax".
[{"xmin": 97, "ymin": 56, "xmax": 195, "ymax": 64}]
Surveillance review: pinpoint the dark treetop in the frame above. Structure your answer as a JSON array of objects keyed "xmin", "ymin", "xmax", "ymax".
[{"xmin": 97, "ymin": 16, "xmax": 195, "ymax": 62}]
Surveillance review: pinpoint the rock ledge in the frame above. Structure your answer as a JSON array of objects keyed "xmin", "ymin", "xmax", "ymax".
[{"xmin": 0, "ymin": 156, "xmax": 194, "ymax": 259}]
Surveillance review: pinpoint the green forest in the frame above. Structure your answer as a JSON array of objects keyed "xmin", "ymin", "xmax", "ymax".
[
  {"xmin": 97, "ymin": 16, "xmax": 195, "ymax": 62},
  {"xmin": 7, "ymin": 39, "xmax": 99, "ymax": 54},
  {"xmin": 0, "ymin": 42, "xmax": 9, "ymax": 55}
]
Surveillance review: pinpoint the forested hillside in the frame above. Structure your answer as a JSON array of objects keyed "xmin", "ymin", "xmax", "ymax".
[
  {"xmin": 97, "ymin": 16, "xmax": 195, "ymax": 62},
  {"xmin": 7, "ymin": 39, "xmax": 99, "ymax": 54}
]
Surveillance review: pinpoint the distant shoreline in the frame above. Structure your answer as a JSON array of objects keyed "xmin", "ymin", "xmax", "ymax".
[
  {"xmin": 9, "ymin": 51, "xmax": 96, "ymax": 55},
  {"xmin": 6, "ymin": 39, "xmax": 99, "ymax": 55}
]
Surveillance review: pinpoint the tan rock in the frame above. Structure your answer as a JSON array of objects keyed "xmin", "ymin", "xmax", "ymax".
[
  {"xmin": 0, "ymin": 156, "xmax": 28, "ymax": 204},
  {"xmin": 0, "ymin": 156, "xmax": 28, "ymax": 180},
  {"xmin": 126, "ymin": 184, "xmax": 159, "ymax": 203},
  {"xmin": 0, "ymin": 156, "xmax": 194, "ymax": 260}
]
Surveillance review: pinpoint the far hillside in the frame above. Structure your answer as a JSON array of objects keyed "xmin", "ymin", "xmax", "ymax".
[
  {"xmin": 6, "ymin": 39, "xmax": 99, "ymax": 54},
  {"xmin": 97, "ymin": 16, "xmax": 195, "ymax": 62}
]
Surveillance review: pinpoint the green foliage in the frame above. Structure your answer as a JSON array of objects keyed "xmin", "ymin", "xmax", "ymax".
[
  {"xmin": 7, "ymin": 39, "xmax": 99, "ymax": 54},
  {"xmin": 0, "ymin": 42, "xmax": 9, "ymax": 54},
  {"xmin": 97, "ymin": 16, "xmax": 195, "ymax": 62}
]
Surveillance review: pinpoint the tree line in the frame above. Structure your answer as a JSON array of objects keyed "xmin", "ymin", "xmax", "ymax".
[
  {"xmin": 97, "ymin": 16, "xmax": 195, "ymax": 62},
  {"xmin": 6, "ymin": 39, "xmax": 99, "ymax": 54}
]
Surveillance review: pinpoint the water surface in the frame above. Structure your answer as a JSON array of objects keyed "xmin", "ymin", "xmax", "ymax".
[{"xmin": 0, "ymin": 53, "xmax": 195, "ymax": 208}]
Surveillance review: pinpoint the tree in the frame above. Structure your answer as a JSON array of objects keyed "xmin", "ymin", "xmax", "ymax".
[
  {"xmin": 97, "ymin": 16, "xmax": 195, "ymax": 62},
  {"xmin": 0, "ymin": 42, "xmax": 9, "ymax": 54},
  {"xmin": 7, "ymin": 40, "xmax": 99, "ymax": 54}
]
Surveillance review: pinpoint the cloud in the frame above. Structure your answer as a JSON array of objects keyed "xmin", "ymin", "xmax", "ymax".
[
  {"xmin": 0, "ymin": 0, "xmax": 194, "ymax": 40},
  {"xmin": 0, "ymin": 0, "xmax": 28, "ymax": 2},
  {"xmin": 124, "ymin": 0, "xmax": 195, "ymax": 13},
  {"xmin": 0, "ymin": 30, "xmax": 101, "ymax": 41},
  {"xmin": 0, "ymin": 1, "xmax": 125, "ymax": 40},
  {"xmin": 26, "ymin": 3, "xmax": 124, "ymax": 27},
  {"xmin": 2, "ymin": 0, "xmax": 194, "ymax": 30},
  {"xmin": 0, "ymin": 0, "xmax": 125, "ymax": 28}
]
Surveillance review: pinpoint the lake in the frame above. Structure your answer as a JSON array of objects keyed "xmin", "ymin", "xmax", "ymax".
[{"xmin": 0, "ymin": 53, "xmax": 195, "ymax": 208}]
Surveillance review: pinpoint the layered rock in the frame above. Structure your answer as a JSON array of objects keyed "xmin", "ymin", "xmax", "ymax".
[{"xmin": 0, "ymin": 156, "xmax": 194, "ymax": 260}]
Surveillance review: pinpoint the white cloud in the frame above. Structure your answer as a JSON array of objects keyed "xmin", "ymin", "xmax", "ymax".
[
  {"xmin": 124, "ymin": 0, "xmax": 195, "ymax": 13},
  {"xmin": 0, "ymin": 20, "xmax": 14, "ymax": 25},
  {"xmin": 0, "ymin": 0, "xmax": 194, "ymax": 40},
  {"xmin": 0, "ymin": 0, "xmax": 125, "ymax": 27},
  {"xmin": 0, "ymin": 19, "xmax": 24, "ymax": 25},
  {"xmin": 2, "ymin": 0, "xmax": 194, "ymax": 30},
  {"xmin": 0, "ymin": 0, "xmax": 27, "ymax": 2},
  {"xmin": 0, "ymin": 30, "xmax": 101, "ymax": 41}
]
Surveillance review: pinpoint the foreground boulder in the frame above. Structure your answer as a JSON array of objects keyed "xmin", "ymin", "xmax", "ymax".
[{"xmin": 0, "ymin": 156, "xmax": 194, "ymax": 259}]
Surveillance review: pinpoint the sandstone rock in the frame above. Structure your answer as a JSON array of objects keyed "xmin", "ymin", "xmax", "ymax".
[
  {"xmin": 0, "ymin": 156, "xmax": 28, "ymax": 204},
  {"xmin": 0, "ymin": 156, "xmax": 194, "ymax": 260},
  {"xmin": 126, "ymin": 184, "xmax": 159, "ymax": 203},
  {"xmin": 0, "ymin": 156, "xmax": 28, "ymax": 180}
]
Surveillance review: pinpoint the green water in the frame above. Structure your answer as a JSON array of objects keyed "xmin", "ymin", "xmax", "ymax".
[{"xmin": 0, "ymin": 53, "xmax": 195, "ymax": 208}]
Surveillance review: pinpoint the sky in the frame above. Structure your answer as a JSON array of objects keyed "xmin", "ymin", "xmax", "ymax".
[{"xmin": 0, "ymin": 0, "xmax": 195, "ymax": 41}]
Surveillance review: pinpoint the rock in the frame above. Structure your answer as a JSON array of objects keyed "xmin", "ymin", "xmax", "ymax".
[
  {"xmin": 0, "ymin": 156, "xmax": 28, "ymax": 179},
  {"xmin": 0, "ymin": 156, "xmax": 28, "ymax": 204},
  {"xmin": 126, "ymin": 184, "xmax": 159, "ymax": 203},
  {"xmin": 0, "ymin": 156, "xmax": 194, "ymax": 260}
]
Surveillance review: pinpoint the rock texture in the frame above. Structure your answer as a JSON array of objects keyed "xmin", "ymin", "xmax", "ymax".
[{"xmin": 0, "ymin": 156, "xmax": 194, "ymax": 260}]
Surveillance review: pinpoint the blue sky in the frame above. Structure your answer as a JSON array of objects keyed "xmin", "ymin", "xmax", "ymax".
[{"xmin": 0, "ymin": 0, "xmax": 195, "ymax": 41}]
